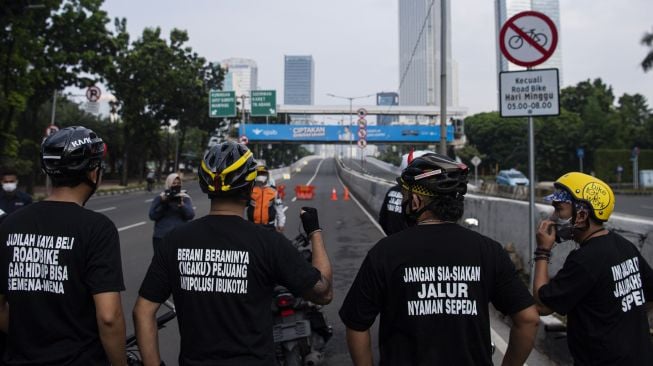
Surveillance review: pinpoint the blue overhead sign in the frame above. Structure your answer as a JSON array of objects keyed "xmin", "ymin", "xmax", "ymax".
[{"xmin": 241, "ymin": 124, "xmax": 454, "ymax": 143}]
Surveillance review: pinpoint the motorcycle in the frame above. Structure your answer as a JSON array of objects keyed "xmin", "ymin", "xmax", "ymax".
[{"xmin": 272, "ymin": 233, "xmax": 333, "ymax": 366}]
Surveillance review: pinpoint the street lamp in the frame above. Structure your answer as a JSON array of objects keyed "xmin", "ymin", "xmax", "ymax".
[{"xmin": 326, "ymin": 93, "xmax": 375, "ymax": 160}]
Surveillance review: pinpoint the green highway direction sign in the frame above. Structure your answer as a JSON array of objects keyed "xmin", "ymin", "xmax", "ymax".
[
  {"xmin": 209, "ymin": 90, "xmax": 236, "ymax": 118},
  {"xmin": 250, "ymin": 90, "xmax": 277, "ymax": 117}
]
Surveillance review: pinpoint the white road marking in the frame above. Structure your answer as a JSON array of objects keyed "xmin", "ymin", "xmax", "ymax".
[
  {"xmin": 94, "ymin": 206, "xmax": 116, "ymax": 213},
  {"xmin": 117, "ymin": 221, "xmax": 147, "ymax": 232},
  {"xmin": 306, "ymin": 159, "xmax": 325, "ymax": 186},
  {"xmin": 291, "ymin": 197, "xmax": 297, "ymax": 202},
  {"xmin": 144, "ymin": 198, "xmax": 154, "ymax": 203},
  {"xmin": 334, "ymin": 170, "xmax": 386, "ymax": 236},
  {"xmin": 641, "ymin": 205, "xmax": 653, "ymax": 210}
]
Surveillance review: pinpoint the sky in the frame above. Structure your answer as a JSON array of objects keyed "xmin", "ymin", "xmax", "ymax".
[{"xmin": 98, "ymin": 0, "xmax": 653, "ymax": 115}]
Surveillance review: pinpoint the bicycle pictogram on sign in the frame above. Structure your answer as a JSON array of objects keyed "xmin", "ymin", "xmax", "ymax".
[{"xmin": 499, "ymin": 11, "xmax": 558, "ymax": 68}]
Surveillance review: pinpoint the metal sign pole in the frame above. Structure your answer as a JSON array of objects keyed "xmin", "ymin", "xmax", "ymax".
[{"xmin": 528, "ymin": 113, "xmax": 536, "ymax": 289}]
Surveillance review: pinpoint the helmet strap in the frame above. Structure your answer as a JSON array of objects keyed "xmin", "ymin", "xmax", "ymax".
[{"xmin": 82, "ymin": 167, "xmax": 102, "ymax": 206}]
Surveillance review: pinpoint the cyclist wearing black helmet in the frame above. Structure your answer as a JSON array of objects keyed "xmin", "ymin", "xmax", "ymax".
[
  {"xmin": 339, "ymin": 153, "xmax": 538, "ymax": 366},
  {"xmin": 0, "ymin": 126, "xmax": 127, "ymax": 366},
  {"xmin": 134, "ymin": 141, "xmax": 332, "ymax": 365}
]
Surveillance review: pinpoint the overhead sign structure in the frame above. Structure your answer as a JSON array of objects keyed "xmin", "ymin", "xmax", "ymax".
[
  {"xmin": 86, "ymin": 86, "xmax": 101, "ymax": 102},
  {"xmin": 250, "ymin": 90, "xmax": 277, "ymax": 117},
  {"xmin": 500, "ymin": 68, "xmax": 559, "ymax": 117},
  {"xmin": 209, "ymin": 90, "xmax": 236, "ymax": 118},
  {"xmin": 241, "ymin": 124, "xmax": 455, "ymax": 143},
  {"xmin": 499, "ymin": 11, "xmax": 558, "ymax": 68}
]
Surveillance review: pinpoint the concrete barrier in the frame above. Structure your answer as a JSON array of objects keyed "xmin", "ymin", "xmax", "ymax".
[{"xmin": 336, "ymin": 158, "xmax": 653, "ymax": 276}]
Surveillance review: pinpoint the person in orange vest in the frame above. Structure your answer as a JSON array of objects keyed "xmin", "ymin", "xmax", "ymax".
[{"xmin": 246, "ymin": 164, "xmax": 286, "ymax": 232}]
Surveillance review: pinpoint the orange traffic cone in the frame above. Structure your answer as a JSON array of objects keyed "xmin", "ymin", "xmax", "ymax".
[
  {"xmin": 331, "ymin": 188, "xmax": 338, "ymax": 201},
  {"xmin": 343, "ymin": 187, "xmax": 350, "ymax": 201}
]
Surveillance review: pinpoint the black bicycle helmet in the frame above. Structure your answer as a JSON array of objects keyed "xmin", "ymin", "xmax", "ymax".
[
  {"xmin": 398, "ymin": 153, "xmax": 469, "ymax": 197},
  {"xmin": 199, "ymin": 141, "xmax": 258, "ymax": 197},
  {"xmin": 41, "ymin": 126, "xmax": 105, "ymax": 176}
]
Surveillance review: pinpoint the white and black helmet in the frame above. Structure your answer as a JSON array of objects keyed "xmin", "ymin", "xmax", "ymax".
[{"xmin": 41, "ymin": 126, "xmax": 105, "ymax": 177}]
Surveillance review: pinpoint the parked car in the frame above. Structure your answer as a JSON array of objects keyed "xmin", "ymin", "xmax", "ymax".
[{"xmin": 496, "ymin": 169, "xmax": 529, "ymax": 186}]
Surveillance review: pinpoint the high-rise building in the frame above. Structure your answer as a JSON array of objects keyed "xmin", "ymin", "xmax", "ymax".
[
  {"xmin": 284, "ymin": 55, "xmax": 314, "ymax": 105},
  {"xmin": 495, "ymin": 0, "xmax": 562, "ymax": 80},
  {"xmin": 221, "ymin": 58, "xmax": 258, "ymax": 107},
  {"xmin": 376, "ymin": 92, "xmax": 399, "ymax": 125},
  {"xmin": 398, "ymin": 0, "xmax": 453, "ymax": 107}
]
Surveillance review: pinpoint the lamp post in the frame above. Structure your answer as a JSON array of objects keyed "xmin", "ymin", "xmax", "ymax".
[{"xmin": 326, "ymin": 93, "xmax": 374, "ymax": 160}]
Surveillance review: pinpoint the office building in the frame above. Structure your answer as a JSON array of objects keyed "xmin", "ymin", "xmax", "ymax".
[
  {"xmin": 284, "ymin": 55, "xmax": 314, "ymax": 105},
  {"xmin": 221, "ymin": 58, "xmax": 258, "ymax": 107},
  {"xmin": 495, "ymin": 0, "xmax": 563, "ymax": 80},
  {"xmin": 376, "ymin": 92, "xmax": 399, "ymax": 125},
  {"xmin": 398, "ymin": 0, "xmax": 453, "ymax": 107}
]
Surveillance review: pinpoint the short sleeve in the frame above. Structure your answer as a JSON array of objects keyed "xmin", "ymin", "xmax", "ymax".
[
  {"xmin": 84, "ymin": 217, "xmax": 125, "ymax": 294},
  {"xmin": 637, "ymin": 254, "xmax": 653, "ymax": 299},
  {"xmin": 138, "ymin": 236, "xmax": 172, "ymax": 303},
  {"xmin": 338, "ymin": 254, "xmax": 384, "ymax": 331},
  {"xmin": 490, "ymin": 243, "xmax": 535, "ymax": 315},
  {"xmin": 538, "ymin": 257, "xmax": 595, "ymax": 315},
  {"xmin": 268, "ymin": 235, "xmax": 321, "ymax": 296}
]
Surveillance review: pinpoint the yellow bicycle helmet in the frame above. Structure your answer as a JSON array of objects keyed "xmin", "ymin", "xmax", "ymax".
[{"xmin": 554, "ymin": 172, "xmax": 615, "ymax": 222}]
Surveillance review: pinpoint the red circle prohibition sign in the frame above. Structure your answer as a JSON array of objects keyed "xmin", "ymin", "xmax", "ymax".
[{"xmin": 499, "ymin": 11, "xmax": 558, "ymax": 68}]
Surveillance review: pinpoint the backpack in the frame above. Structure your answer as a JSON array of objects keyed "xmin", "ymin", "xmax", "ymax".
[{"xmin": 247, "ymin": 186, "xmax": 277, "ymax": 225}]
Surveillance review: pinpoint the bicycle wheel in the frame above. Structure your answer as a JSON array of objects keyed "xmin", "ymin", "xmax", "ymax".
[
  {"xmin": 533, "ymin": 33, "xmax": 548, "ymax": 47},
  {"xmin": 508, "ymin": 35, "xmax": 523, "ymax": 49}
]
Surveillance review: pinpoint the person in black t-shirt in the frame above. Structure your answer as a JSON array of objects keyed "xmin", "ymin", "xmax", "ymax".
[
  {"xmin": 134, "ymin": 141, "xmax": 333, "ymax": 366},
  {"xmin": 0, "ymin": 169, "xmax": 32, "ymax": 224},
  {"xmin": 378, "ymin": 150, "xmax": 432, "ymax": 235},
  {"xmin": 0, "ymin": 126, "xmax": 127, "ymax": 366},
  {"xmin": 534, "ymin": 172, "xmax": 653, "ymax": 365},
  {"xmin": 340, "ymin": 153, "xmax": 539, "ymax": 366}
]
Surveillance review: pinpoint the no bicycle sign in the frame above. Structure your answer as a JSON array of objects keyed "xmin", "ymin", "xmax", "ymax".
[{"xmin": 499, "ymin": 11, "xmax": 558, "ymax": 68}]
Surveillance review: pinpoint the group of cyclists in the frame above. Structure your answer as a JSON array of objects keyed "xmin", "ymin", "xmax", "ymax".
[{"xmin": 0, "ymin": 125, "xmax": 650, "ymax": 365}]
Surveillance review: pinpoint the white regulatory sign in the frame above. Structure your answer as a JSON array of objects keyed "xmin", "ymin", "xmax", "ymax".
[{"xmin": 500, "ymin": 68, "xmax": 560, "ymax": 117}]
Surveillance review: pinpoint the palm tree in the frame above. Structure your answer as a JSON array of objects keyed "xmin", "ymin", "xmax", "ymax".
[{"xmin": 642, "ymin": 28, "xmax": 653, "ymax": 72}]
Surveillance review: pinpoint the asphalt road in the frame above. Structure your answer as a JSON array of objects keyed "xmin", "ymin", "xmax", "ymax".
[{"xmin": 84, "ymin": 158, "xmax": 555, "ymax": 365}]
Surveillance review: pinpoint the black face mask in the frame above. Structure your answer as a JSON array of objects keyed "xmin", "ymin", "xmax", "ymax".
[{"xmin": 401, "ymin": 198, "xmax": 418, "ymax": 226}]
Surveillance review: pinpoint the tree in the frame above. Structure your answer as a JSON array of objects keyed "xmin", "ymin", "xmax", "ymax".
[{"xmin": 642, "ymin": 27, "xmax": 653, "ymax": 72}]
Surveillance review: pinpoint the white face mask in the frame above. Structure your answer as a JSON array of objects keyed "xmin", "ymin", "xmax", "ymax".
[{"xmin": 2, "ymin": 182, "xmax": 17, "ymax": 193}]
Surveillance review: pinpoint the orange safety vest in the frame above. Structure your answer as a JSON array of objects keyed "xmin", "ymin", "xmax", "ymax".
[{"xmin": 248, "ymin": 186, "xmax": 277, "ymax": 225}]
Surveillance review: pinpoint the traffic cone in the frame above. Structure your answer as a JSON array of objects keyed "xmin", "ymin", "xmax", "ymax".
[
  {"xmin": 343, "ymin": 187, "xmax": 350, "ymax": 201},
  {"xmin": 331, "ymin": 188, "xmax": 338, "ymax": 201}
]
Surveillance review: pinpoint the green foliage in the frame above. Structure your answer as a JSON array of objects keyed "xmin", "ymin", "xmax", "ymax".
[
  {"xmin": 466, "ymin": 78, "xmax": 653, "ymax": 181},
  {"xmin": 642, "ymin": 27, "xmax": 653, "ymax": 72},
  {"xmin": 594, "ymin": 149, "xmax": 653, "ymax": 183}
]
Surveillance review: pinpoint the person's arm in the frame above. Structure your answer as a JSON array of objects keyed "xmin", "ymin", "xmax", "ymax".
[
  {"xmin": 0, "ymin": 295, "xmax": 8, "ymax": 333},
  {"xmin": 303, "ymin": 231, "xmax": 333, "ymax": 305},
  {"xmin": 533, "ymin": 220, "xmax": 556, "ymax": 315},
  {"xmin": 346, "ymin": 328, "xmax": 374, "ymax": 366},
  {"xmin": 133, "ymin": 296, "xmax": 162, "ymax": 366},
  {"xmin": 93, "ymin": 292, "xmax": 127, "ymax": 366},
  {"xmin": 179, "ymin": 196, "xmax": 195, "ymax": 220},
  {"xmin": 502, "ymin": 305, "xmax": 539, "ymax": 366},
  {"xmin": 274, "ymin": 197, "xmax": 286, "ymax": 231},
  {"xmin": 300, "ymin": 207, "xmax": 333, "ymax": 305},
  {"xmin": 149, "ymin": 195, "xmax": 166, "ymax": 221}
]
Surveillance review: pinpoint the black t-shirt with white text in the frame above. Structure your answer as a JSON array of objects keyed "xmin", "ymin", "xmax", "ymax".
[
  {"xmin": 378, "ymin": 185, "xmax": 408, "ymax": 236},
  {"xmin": 539, "ymin": 231, "xmax": 653, "ymax": 365},
  {"xmin": 339, "ymin": 223, "xmax": 534, "ymax": 366},
  {"xmin": 0, "ymin": 201, "xmax": 125, "ymax": 365},
  {"xmin": 138, "ymin": 215, "xmax": 321, "ymax": 366}
]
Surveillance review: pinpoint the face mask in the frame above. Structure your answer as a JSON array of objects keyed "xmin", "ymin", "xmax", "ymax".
[
  {"xmin": 2, "ymin": 183, "xmax": 17, "ymax": 193},
  {"xmin": 552, "ymin": 215, "xmax": 574, "ymax": 243},
  {"xmin": 255, "ymin": 175, "xmax": 268, "ymax": 185},
  {"xmin": 401, "ymin": 197, "xmax": 417, "ymax": 226}
]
